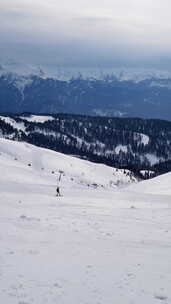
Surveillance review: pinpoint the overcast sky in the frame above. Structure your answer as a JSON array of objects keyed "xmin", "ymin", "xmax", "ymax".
[{"xmin": 1, "ymin": 0, "xmax": 171, "ymax": 69}]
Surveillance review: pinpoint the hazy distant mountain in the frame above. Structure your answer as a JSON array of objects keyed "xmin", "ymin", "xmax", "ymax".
[{"xmin": 1, "ymin": 65, "xmax": 171, "ymax": 120}]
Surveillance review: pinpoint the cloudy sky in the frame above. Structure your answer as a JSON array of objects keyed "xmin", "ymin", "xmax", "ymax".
[{"xmin": 1, "ymin": 0, "xmax": 171, "ymax": 69}]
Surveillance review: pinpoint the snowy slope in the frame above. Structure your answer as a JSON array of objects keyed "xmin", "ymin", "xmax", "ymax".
[
  {"xmin": 0, "ymin": 138, "xmax": 136, "ymax": 190},
  {"xmin": 0, "ymin": 116, "xmax": 26, "ymax": 132},
  {"xmin": 0, "ymin": 115, "xmax": 54, "ymax": 129},
  {"xmin": 127, "ymin": 172, "xmax": 171, "ymax": 195},
  {"xmin": 20, "ymin": 115, "xmax": 54, "ymax": 123},
  {"xmin": 0, "ymin": 139, "xmax": 171, "ymax": 304}
]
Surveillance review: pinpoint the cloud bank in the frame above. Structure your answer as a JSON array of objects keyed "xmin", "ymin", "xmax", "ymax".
[{"xmin": 1, "ymin": 0, "xmax": 171, "ymax": 69}]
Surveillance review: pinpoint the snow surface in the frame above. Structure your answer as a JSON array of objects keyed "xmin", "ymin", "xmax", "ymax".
[
  {"xmin": 0, "ymin": 116, "xmax": 26, "ymax": 132},
  {"xmin": 128, "ymin": 172, "xmax": 171, "ymax": 195},
  {"xmin": 140, "ymin": 134, "xmax": 149, "ymax": 146},
  {"xmin": 0, "ymin": 138, "xmax": 171, "ymax": 304},
  {"xmin": 145, "ymin": 153, "xmax": 163, "ymax": 166},
  {"xmin": 140, "ymin": 170, "xmax": 155, "ymax": 177},
  {"xmin": 20, "ymin": 115, "xmax": 54, "ymax": 123},
  {"xmin": 115, "ymin": 145, "xmax": 128, "ymax": 154}
]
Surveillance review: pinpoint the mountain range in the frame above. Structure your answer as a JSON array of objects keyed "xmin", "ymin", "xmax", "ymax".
[{"xmin": 1, "ymin": 65, "xmax": 171, "ymax": 120}]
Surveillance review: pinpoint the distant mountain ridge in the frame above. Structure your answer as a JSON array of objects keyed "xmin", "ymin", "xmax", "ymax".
[
  {"xmin": 0, "ymin": 113, "xmax": 171, "ymax": 178},
  {"xmin": 1, "ymin": 68, "xmax": 171, "ymax": 120}
]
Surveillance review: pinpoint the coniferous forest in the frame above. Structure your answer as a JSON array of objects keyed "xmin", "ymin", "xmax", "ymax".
[{"xmin": 0, "ymin": 113, "xmax": 171, "ymax": 179}]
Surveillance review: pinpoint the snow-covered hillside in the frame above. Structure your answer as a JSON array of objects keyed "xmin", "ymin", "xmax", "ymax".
[
  {"xmin": 127, "ymin": 171, "xmax": 171, "ymax": 195},
  {"xmin": 0, "ymin": 138, "xmax": 136, "ymax": 190},
  {"xmin": 1, "ymin": 114, "xmax": 170, "ymax": 175},
  {"xmin": 0, "ymin": 139, "xmax": 171, "ymax": 304}
]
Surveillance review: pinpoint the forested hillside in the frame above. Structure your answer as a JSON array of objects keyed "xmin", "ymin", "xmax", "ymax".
[{"xmin": 0, "ymin": 113, "xmax": 171, "ymax": 178}]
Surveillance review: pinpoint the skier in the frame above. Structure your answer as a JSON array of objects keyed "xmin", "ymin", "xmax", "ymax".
[
  {"xmin": 56, "ymin": 186, "xmax": 61, "ymax": 197},
  {"xmin": 56, "ymin": 171, "xmax": 63, "ymax": 197}
]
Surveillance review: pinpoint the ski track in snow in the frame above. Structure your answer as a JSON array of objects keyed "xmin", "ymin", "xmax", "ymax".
[{"xmin": 0, "ymin": 139, "xmax": 171, "ymax": 304}]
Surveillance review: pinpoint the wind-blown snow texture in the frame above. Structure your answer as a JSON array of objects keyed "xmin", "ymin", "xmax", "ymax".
[{"xmin": 0, "ymin": 139, "xmax": 171, "ymax": 304}]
